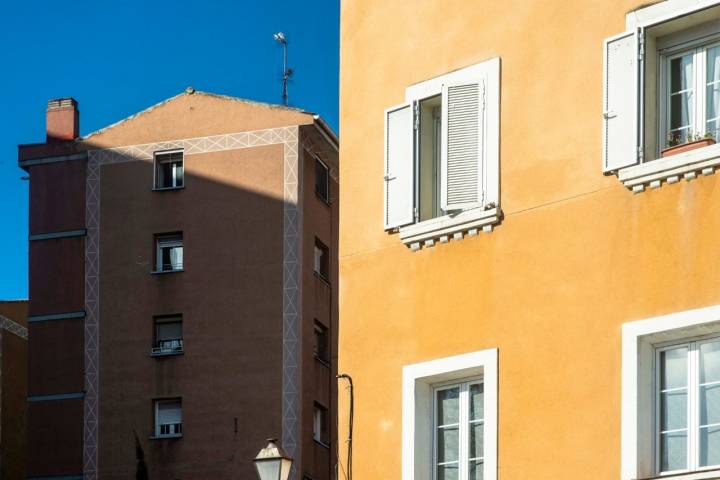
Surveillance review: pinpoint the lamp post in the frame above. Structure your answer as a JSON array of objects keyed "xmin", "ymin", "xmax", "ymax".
[{"xmin": 253, "ymin": 438, "xmax": 293, "ymax": 480}]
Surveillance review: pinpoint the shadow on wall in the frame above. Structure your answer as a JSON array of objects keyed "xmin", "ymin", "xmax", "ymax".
[{"xmin": 26, "ymin": 136, "xmax": 316, "ymax": 480}]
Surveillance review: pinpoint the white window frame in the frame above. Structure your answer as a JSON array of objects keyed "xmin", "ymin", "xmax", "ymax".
[
  {"xmin": 654, "ymin": 335, "xmax": 720, "ymax": 475},
  {"xmin": 389, "ymin": 59, "xmax": 501, "ymax": 250},
  {"xmin": 313, "ymin": 403, "xmax": 329, "ymax": 446},
  {"xmin": 659, "ymin": 38, "xmax": 720, "ymax": 149},
  {"xmin": 612, "ymin": 0, "xmax": 720, "ymax": 192},
  {"xmin": 622, "ymin": 303, "xmax": 720, "ymax": 480},
  {"xmin": 155, "ymin": 234, "xmax": 183, "ymax": 273},
  {"xmin": 432, "ymin": 378, "xmax": 484, "ymax": 480},
  {"xmin": 153, "ymin": 149, "xmax": 184, "ymax": 190},
  {"xmin": 154, "ymin": 398, "xmax": 182, "ymax": 438},
  {"xmin": 402, "ymin": 348, "xmax": 497, "ymax": 480}
]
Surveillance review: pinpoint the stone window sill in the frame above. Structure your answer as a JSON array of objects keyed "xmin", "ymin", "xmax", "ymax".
[
  {"xmin": 618, "ymin": 143, "xmax": 720, "ymax": 192},
  {"xmin": 637, "ymin": 468, "xmax": 720, "ymax": 480},
  {"xmin": 399, "ymin": 207, "xmax": 501, "ymax": 251},
  {"xmin": 149, "ymin": 434, "xmax": 183, "ymax": 440}
]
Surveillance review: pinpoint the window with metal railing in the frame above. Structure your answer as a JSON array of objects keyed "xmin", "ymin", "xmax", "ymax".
[{"xmin": 152, "ymin": 315, "xmax": 183, "ymax": 356}]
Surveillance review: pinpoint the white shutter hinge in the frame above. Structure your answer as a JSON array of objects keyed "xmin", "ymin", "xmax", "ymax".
[
  {"xmin": 638, "ymin": 31, "xmax": 645, "ymax": 61},
  {"xmin": 482, "ymin": 81, "xmax": 487, "ymax": 111},
  {"xmin": 413, "ymin": 206, "xmax": 418, "ymax": 221},
  {"xmin": 413, "ymin": 102, "xmax": 420, "ymax": 130},
  {"xmin": 638, "ymin": 146, "xmax": 644, "ymax": 162}
]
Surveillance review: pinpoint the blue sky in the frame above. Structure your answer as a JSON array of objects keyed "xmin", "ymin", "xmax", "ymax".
[{"xmin": 0, "ymin": 0, "xmax": 339, "ymax": 299}]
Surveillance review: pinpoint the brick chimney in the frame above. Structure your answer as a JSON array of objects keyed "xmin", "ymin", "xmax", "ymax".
[{"xmin": 46, "ymin": 97, "xmax": 79, "ymax": 142}]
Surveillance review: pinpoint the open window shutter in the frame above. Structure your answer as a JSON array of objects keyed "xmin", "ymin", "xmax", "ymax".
[
  {"xmin": 603, "ymin": 30, "xmax": 641, "ymax": 172},
  {"xmin": 384, "ymin": 103, "xmax": 415, "ymax": 230},
  {"xmin": 441, "ymin": 79, "xmax": 484, "ymax": 211}
]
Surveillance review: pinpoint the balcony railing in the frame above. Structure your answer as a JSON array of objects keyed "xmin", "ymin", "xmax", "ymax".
[
  {"xmin": 158, "ymin": 422, "xmax": 182, "ymax": 436},
  {"xmin": 151, "ymin": 339, "xmax": 183, "ymax": 355}
]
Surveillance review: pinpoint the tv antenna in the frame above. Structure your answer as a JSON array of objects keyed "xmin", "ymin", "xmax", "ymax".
[{"xmin": 273, "ymin": 32, "xmax": 293, "ymax": 106}]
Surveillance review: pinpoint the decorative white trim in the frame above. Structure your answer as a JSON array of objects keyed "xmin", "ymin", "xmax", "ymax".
[
  {"xmin": 83, "ymin": 125, "xmax": 303, "ymax": 479},
  {"xmin": 399, "ymin": 207, "xmax": 501, "ymax": 249},
  {"xmin": 626, "ymin": 0, "xmax": 720, "ymax": 30},
  {"xmin": 622, "ymin": 303, "xmax": 720, "ymax": 480},
  {"xmin": 618, "ymin": 143, "xmax": 720, "ymax": 191},
  {"xmin": 402, "ymin": 349, "xmax": 498, "ymax": 480},
  {"xmin": 0, "ymin": 314, "xmax": 28, "ymax": 339}
]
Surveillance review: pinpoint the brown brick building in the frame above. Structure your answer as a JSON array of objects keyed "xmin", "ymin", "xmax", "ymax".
[
  {"xmin": 18, "ymin": 91, "xmax": 338, "ymax": 480},
  {"xmin": 0, "ymin": 300, "xmax": 28, "ymax": 480}
]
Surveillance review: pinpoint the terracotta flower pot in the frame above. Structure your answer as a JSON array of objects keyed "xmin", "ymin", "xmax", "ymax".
[{"xmin": 661, "ymin": 138, "xmax": 717, "ymax": 157}]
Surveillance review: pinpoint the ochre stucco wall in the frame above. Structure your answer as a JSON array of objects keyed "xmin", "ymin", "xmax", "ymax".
[{"xmin": 338, "ymin": 1, "xmax": 720, "ymax": 479}]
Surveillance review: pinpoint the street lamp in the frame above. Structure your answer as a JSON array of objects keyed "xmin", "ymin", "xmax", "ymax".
[{"xmin": 253, "ymin": 438, "xmax": 293, "ymax": 480}]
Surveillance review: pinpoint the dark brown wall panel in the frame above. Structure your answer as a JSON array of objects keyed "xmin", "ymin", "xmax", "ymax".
[
  {"xmin": 28, "ymin": 237, "xmax": 85, "ymax": 316},
  {"xmin": 28, "ymin": 319, "xmax": 84, "ymax": 396},
  {"xmin": 299, "ymin": 136, "xmax": 339, "ymax": 480},
  {"xmin": 27, "ymin": 399, "xmax": 83, "ymax": 477},
  {"xmin": 97, "ymin": 145, "xmax": 285, "ymax": 479},
  {"xmin": 2, "ymin": 333, "xmax": 28, "ymax": 480},
  {"xmin": 29, "ymin": 160, "xmax": 86, "ymax": 235}
]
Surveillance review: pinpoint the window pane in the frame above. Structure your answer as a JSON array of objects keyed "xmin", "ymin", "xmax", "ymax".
[
  {"xmin": 469, "ymin": 422, "xmax": 484, "ymax": 460},
  {"xmin": 169, "ymin": 246, "xmax": 183, "ymax": 269},
  {"xmin": 701, "ymin": 341, "xmax": 720, "ymax": 384},
  {"xmin": 174, "ymin": 162, "xmax": 184, "ymax": 187},
  {"xmin": 661, "ymin": 348, "xmax": 688, "ymax": 390},
  {"xmin": 469, "ymin": 461, "xmax": 484, "ymax": 480},
  {"xmin": 709, "ymin": 47, "xmax": 720, "ymax": 85},
  {"xmin": 160, "ymin": 162, "xmax": 173, "ymax": 188},
  {"xmin": 437, "ymin": 387, "xmax": 460, "ymax": 425},
  {"xmin": 470, "ymin": 383, "xmax": 484, "ymax": 421},
  {"xmin": 661, "ymin": 390, "xmax": 688, "ymax": 431},
  {"xmin": 661, "ymin": 430, "xmax": 687, "ymax": 472},
  {"xmin": 700, "ymin": 425, "xmax": 720, "ymax": 467},
  {"xmin": 671, "ymin": 54, "xmax": 694, "ymax": 92},
  {"xmin": 670, "ymin": 93, "xmax": 694, "ymax": 131},
  {"xmin": 437, "ymin": 464, "xmax": 458, "ymax": 480},
  {"xmin": 701, "ymin": 384, "xmax": 720, "ymax": 426},
  {"xmin": 437, "ymin": 426, "xmax": 459, "ymax": 463}
]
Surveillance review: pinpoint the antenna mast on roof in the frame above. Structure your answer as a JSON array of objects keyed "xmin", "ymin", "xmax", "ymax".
[{"xmin": 273, "ymin": 32, "xmax": 293, "ymax": 106}]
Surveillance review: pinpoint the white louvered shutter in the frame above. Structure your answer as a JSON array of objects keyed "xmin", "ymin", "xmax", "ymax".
[
  {"xmin": 603, "ymin": 30, "xmax": 641, "ymax": 172},
  {"xmin": 441, "ymin": 80, "xmax": 484, "ymax": 211},
  {"xmin": 384, "ymin": 103, "xmax": 415, "ymax": 230}
]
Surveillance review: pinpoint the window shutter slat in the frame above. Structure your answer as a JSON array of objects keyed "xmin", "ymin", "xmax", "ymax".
[
  {"xmin": 384, "ymin": 103, "xmax": 415, "ymax": 230},
  {"xmin": 603, "ymin": 30, "xmax": 641, "ymax": 172},
  {"xmin": 442, "ymin": 82, "xmax": 483, "ymax": 211},
  {"xmin": 158, "ymin": 402, "xmax": 181, "ymax": 424}
]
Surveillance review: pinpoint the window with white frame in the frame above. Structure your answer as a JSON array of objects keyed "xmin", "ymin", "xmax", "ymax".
[
  {"xmin": 155, "ymin": 233, "xmax": 183, "ymax": 272},
  {"xmin": 603, "ymin": 1, "xmax": 720, "ymax": 190},
  {"xmin": 402, "ymin": 349, "xmax": 497, "ymax": 480},
  {"xmin": 662, "ymin": 43, "xmax": 720, "ymax": 146},
  {"xmin": 384, "ymin": 59, "xmax": 501, "ymax": 247},
  {"xmin": 621, "ymin": 303, "xmax": 720, "ymax": 480},
  {"xmin": 656, "ymin": 337, "xmax": 720, "ymax": 474},
  {"xmin": 154, "ymin": 150, "xmax": 184, "ymax": 189},
  {"xmin": 313, "ymin": 403, "xmax": 329, "ymax": 446},
  {"xmin": 152, "ymin": 315, "xmax": 183, "ymax": 355},
  {"xmin": 314, "ymin": 238, "xmax": 329, "ymax": 281},
  {"xmin": 154, "ymin": 398, "xmax": 182, "ymax": 438},
  {"xmin": 434, "ymin": 379, "xmax": 484, "ymax": 480}
]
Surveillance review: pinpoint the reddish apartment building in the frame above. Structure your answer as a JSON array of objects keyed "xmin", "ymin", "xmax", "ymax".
[
  {"xmin": 18, "ymin": 91, "xmax": 338, "ymax": 480},
  {"xmin": 0, "ymin": 300, "xmax": 28, "ymax": 480}
]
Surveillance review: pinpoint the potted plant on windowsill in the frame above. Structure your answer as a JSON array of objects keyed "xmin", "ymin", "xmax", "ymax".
[{"xmin": 661, "ymin": 131, "xmax": 717, "ymax": 158}]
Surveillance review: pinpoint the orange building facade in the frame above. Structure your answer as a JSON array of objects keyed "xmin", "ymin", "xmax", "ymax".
[{"xmin": 338, "ymin": 1, "xmax": 720, "ymax": 479}]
